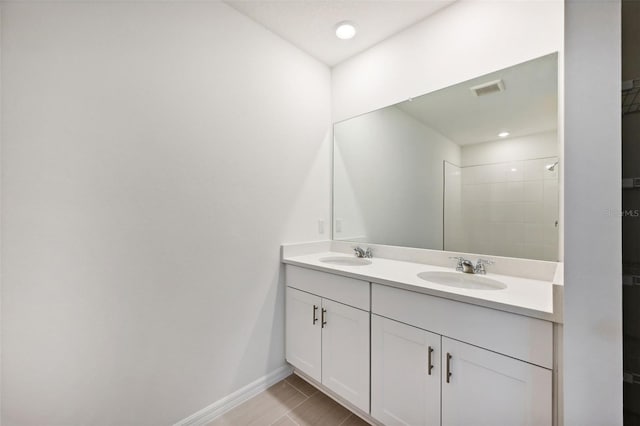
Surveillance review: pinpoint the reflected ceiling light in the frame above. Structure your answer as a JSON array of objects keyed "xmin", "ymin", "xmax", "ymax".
[
  {"xmin": 498, "ymin": 131, "xmax": 510, "ymax": 138},
  {"xmin": 335, "ymin": 21, "xmax": 357, "ymax": 40}
]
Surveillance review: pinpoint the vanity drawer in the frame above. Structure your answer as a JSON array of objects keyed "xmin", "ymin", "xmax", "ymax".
[
  {"xmin": 372, "ymin": 284, "xmax": 553, "ymax": 369},
  {"xmin": 286, "ymin": 265, "xmax": 369, "ymax": 311}
]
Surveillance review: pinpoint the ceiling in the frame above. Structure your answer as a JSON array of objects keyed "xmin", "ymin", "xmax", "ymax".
[
  {"xmin": 396, "ymin": 54, "xmax": 558, "ymax": 145},
  {"xmin": 224, "ymin": 0, "xmax": 456, "ymax": 66}
]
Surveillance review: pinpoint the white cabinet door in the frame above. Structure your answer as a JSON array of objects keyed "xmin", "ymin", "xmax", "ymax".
[
  {"xmin": 442, "ymin": 337, "xmax": 552, "ymax": 426},
  {"xmin": 286, "ymin": 287, "xmax": 322, "ymax": 382},
  {"xmin": 371, "ymin": 315, "xmax": 441, "ymax": 426},
  {"xmin": 321, "ymin": 298, "xmax": 370, "ymax": 413}
]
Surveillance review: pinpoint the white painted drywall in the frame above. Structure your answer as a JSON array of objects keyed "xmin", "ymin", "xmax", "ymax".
[
  {"xmin": 0, "ymin": 2, "xmax": 331, "ymax": 425},
  {"xmin": 333, "ymin": 106, "xmax": 460, "ymax": 249},
  {"xmin": 333, "ymin": 141, "xmax": 368, "ymax": 241},
  {"xmin": 564, "ymin": 1, "xmax": 622, "ymax": 424},
  {"xmin": 461, "ymin": 130, "xmax": 559, "ymax": 167},
  {"xmin": 443, "ymin": 162, "xmax": 464, "ymax": 252},
  {"xmin": 331, "ymin": 0, "xmax": 563, "ymax": 123}
]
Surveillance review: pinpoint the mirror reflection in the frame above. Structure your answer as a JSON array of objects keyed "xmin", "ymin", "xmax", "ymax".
[{"xmin": 333, "ymin": 53, "xmax": 559, "ymax": 261}]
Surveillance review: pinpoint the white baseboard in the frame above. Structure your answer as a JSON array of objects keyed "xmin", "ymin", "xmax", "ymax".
[{"xmin": 174, "ymin": 365, "xmax": 294, "ymax": 426}]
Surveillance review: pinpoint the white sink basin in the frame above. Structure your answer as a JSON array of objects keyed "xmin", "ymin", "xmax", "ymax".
[
  {"xmin": 417, "ymin": 271, "xmax": 506, "ymax": 290},
  {"xmin": 319, "ymin": 256, "xmax": 372, "ymax": 266}
]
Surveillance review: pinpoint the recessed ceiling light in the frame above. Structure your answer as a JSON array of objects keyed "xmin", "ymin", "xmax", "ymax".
[
  {"xmin": 335, "ymin": 21, "xmax": 356, "ymax": 40},
  {"xmin": 498, "ymin": 132, "xmax": 510, "ymax": 138}
]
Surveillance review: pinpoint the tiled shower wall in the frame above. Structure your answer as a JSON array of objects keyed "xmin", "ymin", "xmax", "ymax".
[{"xmin": 447, "ymin": 157, "xmax": 559, "ymax": 261}]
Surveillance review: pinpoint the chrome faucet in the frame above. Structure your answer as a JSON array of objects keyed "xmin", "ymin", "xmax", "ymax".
[
  {"xmin": 449, "ymin": 256, "xmax": 494, "ymax": 274},
  {"xmin": 450, "ymin": 256, "xmax": 474, "ymax": 273},
  {"xmin": 354, "ymin": 246, "xmax": 373, "ymax": 259}
]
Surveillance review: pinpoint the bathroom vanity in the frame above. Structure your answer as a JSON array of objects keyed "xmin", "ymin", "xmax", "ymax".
[
  {"xmin": 284, "ymin": 51, "xmax": 563, "ymax": 425},
  {"xmin": 282, "ymin": 241, "xmax": 563, "ymax": 426}
]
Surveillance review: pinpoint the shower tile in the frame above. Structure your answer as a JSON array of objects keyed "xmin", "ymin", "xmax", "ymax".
[
  {"xmin": 506, "ymin": 162, "xmax": 524, "ymax": 182},
  {"xmin": 524, "ymin": 203, "xmax": 544, "ymax": 224},
  {"xmin": 544, "ymin": 224, "xmax": 559, "ymax": 246},
  {"xmin": 490, "ymin": 203, "xmax": 508, "ymax": 223},
  {"xmin": 523, "ymin": 181, "xmax": 544, "ymax": 203},
  {"xmin": 490, "ymin": 163, "xmax": 509, "ymax": 183},
  {"xmin": 505, "ymin": 223, "xmax": 525, "ymax": 244},
  {"xmin": 507, "ymin": 181, "xmax": 524, "ymax": 202},
  {"xmin": 462, "ymin": 166, "xmax": 480, "ymax": 184},
  {"xmin": 505, "ymin": 203, "xmax": 525, "ymax": 223},
  {"xmin": 524, "ymin": 159, "xmax": 546, "ymax": 181},
  {"xmin": 490, "ymin": 182, "xmax": 508, "ymax": 203},
  {"xmin": 524, "ymin": 224, "xmax": 545, "ymax": 245},
  {"xmin": 522, "ymin": 243, "xmax": 546, "ymax": 260},
  {"xmin": 542, "ymin": 245, "xmax": 558, "ymax": 261}
]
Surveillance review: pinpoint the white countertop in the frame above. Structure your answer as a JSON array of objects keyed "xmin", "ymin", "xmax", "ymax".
[{"xmin": 283, "ymin": 251, "xmax": 561, "ymax": 323}]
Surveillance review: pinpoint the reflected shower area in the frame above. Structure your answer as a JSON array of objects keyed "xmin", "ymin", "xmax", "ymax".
[{"xmin": 443, "ymin": 156, "xmax": 559, "ymax": 261}]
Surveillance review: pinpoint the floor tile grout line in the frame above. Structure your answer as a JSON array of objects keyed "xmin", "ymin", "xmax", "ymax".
[
  {"xmin": 284, "ymin": 377, "xmax": 319, "ymax": 398},
  {"xmin": 267, "ymin": 412, "xmax": 292, "ymax": 426},
  {"xmin": 270, "ymin": 384, "xmax": 313, "ymax": 425},
  {"xmin": 229, "ymin": 379, "xmax": 307, "ymax": 426},
  {"xmin": 267, "ymin": 415, "xmax": 282, "ymax": 426},
  {"xmin": 285, "ymin": 414, "xmax": 301, "ymax": 426},
  {"xmin": 219, "ymin": 377, "xmax": 363, "ymax": 426},
  {"xmin": 284, "ymin": 393, "xmax": 311, "ymax": 414},
  {"xmin": 283, "ymin": 379, "xmax": 357, "ymax": 426},
  {"xmin": 267, "ymin": 393, "xmax": 308, "ymax": 426},
  {"xmin": 337, "ymin": 413, "xmax": 353, "ymax": 426}
]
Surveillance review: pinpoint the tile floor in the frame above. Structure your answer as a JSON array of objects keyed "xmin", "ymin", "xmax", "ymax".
[{"xmin": 208, "ymin": 374, "xmax": 370, "ymax": 426}]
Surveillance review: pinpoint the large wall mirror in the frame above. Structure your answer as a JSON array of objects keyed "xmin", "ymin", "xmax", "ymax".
[{"xmin": 333, "ymin": 53, "xmax": 559, "ymax": 261}]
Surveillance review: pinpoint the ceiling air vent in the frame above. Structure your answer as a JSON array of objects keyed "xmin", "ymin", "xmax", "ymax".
[{"xmin": 470, "ymin": 79, "xmax": 505, "ymax": 97}]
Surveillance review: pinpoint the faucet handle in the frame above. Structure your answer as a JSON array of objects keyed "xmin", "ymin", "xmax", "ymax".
[
  {"xmin": 449, "ymin": 256, "xmax": 465, "ymax": 271},
  {"xmin": 474, "ymin": 258, "xmax": 494, "ymax": 274},
  {"xmin": 364, "ymin": 248, "xmax": 373, "ymax": 259}
]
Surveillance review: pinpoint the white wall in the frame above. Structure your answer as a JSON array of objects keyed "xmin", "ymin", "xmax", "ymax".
[
  {"xmin": 461, "ymin": 130, "xmax": 559, "ymax": 167},
  {"xmin": 0, "ymin": 3, "xmax": 331, "ymax": 425},
  {"xmin": 333, "ymin": 106, "xmax": 460, "ymax": 249},
  {"xmin": 333, "ymin": 140, "xmax": 367, "ymax": 241},
  {"xmin": 443, "ymin": 162, "xmax": 464, "ymax": 252},
  {"xmin": 564, "ymin": 1, "xmax": 622, "ymax": 424},
  {"xmin": 331, "ymin": 0, "xmax": 563, "ymax": 123}
]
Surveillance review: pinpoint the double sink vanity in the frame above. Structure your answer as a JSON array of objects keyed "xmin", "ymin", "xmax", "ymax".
[
  {"xmin": 283, "ymin": 52, "xmax": 563, "ymax": 425},
  {"xmin": 282, "ymin": 241, "xmax": 562, "ymax": 426}
]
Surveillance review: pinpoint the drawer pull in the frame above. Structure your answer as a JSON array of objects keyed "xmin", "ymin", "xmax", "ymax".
[
  {"xmin": 428, "ymin": 346, "xmax": 434, "ymax": 375},
  {"xmin": 446, "ymin": 353, "xmax": 452, "ymax": 383},
  {"xmin": 312, "ymin": 305, "xmax": 318, "ymax": 325},
  {"xmin": 321, "ymin": 308, "xmax": 327, "ymax": 328}
]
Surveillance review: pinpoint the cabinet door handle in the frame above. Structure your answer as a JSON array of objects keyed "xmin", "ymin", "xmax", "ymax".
[
  {"xmin": 321, "ymin": 308, "xmax": 327, "ymax": 328},
  {"xmin": 428, "ymin": 346, "xmax": 434, "ymax": 375},
  {"xmin": 312, "ymin": 305, "xmax": 318, "ymax": 325},
  {"xmin": 446, "ymin": 353, "xmax": 452, "ymax": 383}
]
